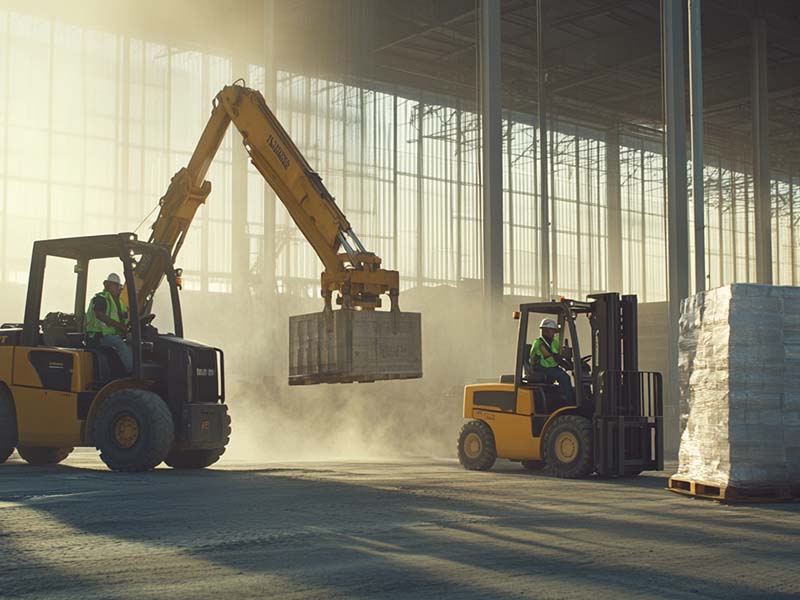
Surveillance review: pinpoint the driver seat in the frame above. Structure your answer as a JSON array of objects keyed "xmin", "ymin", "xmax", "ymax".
[{"xmin": 522, "ymin": 343, "xmax": 547, "ymax": 384}]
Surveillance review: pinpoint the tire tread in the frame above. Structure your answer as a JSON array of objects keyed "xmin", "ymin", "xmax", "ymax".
[
  {"xmin": 94, "ymin": 389, "xmax": 174, "ymax": 472},
  {"xmin": 542, "ymin": 414, "xmax": 594, "ymax": 479},
  {"xmin": 457, "ymin": 420, "xmax": 497, "ymax": 471}
]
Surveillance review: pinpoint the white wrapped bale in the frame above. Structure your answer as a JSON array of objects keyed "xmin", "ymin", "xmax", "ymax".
[{"xmin": 677, "ymin": 284, "xmax": 800, "ymax": 490}]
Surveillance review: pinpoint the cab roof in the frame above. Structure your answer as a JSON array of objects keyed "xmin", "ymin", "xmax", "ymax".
[{"xmin": 31, "ymin": 232, "xmax": 170, "ymax": 262}]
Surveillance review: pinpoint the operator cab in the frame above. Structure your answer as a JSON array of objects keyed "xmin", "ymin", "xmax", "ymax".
[
  {"xmin": 17, "ymin": 232, "xmax": 184, "ymax": 387},
  {"xmin": 511, "ymin": 299, "xmax": 595, "ymax": 412}
]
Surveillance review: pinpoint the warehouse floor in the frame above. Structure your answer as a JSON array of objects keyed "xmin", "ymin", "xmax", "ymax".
[{"xmin": 2, "ymin": 450, "xmax": 798, "ymax": 599}]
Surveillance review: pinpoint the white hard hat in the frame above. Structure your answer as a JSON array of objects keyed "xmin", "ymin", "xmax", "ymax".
[
  {"xmin": 104, "ymin": 273, "xmax": 122, "ymax": 285},
  {"xmin": 539, "ymin": 318, "xmax": 558, "ymax": 330}
]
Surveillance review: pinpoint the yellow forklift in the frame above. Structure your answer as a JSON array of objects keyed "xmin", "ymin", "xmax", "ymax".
[
  {"xmin": 457, "ymin": 293, "xmax": 663, "ymax": 478},
  {"xmin": 0, "ymin": 233, "xmax": 229, "ymax": 471}
]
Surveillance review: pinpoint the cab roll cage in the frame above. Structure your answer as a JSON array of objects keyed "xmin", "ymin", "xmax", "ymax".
[{"xmin": 22, "ymin": 232, "xmax": 184, "ymax": 379}]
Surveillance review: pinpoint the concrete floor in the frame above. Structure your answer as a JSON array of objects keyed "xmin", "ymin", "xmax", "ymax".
[{"xmin": 1, "ymin": 450, "xmax": 798, "ymax": 599}]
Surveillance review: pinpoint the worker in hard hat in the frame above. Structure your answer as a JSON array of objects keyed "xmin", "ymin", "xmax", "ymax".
[
  {"xmin": 530, "ymin": 318, "xmax": 574, "ymax": 404},
  {"xmin": 85, "ymin": 273, "xmax": 132, "ymax": 373}
]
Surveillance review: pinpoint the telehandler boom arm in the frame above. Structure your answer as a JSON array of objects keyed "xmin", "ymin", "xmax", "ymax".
[{"xmin": 133, "ymin": 82, "xmax": 399, "ymax": 313}]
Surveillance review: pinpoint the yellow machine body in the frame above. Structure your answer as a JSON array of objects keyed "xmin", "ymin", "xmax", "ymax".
[
  {"xmin": 462, "ymin": 382, "xmax": 577, "ymax": 461},
  {"xmin": 1, "ymin": 343, "xmax": 151, "ymax": 448}
]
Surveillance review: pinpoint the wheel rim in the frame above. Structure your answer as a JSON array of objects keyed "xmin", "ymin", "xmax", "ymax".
[
  {"xmin": 554, "ymin": 431, "xmax": 579, "ymax": 463},
  {"xmin": 463, "ymin": 432, "xmax": 483, "ymax": 459},
  {"xmin": 112, "ymin": 414, "xmax": 140, "ymax": 449}
]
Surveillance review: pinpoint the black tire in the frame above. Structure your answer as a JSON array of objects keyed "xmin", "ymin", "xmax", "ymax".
[
  {"xmin": 0, "ymin": 386, "xmax": 17, "ymax": 464},
  {"xmin": 94, "ymin": 389, "xmax": 174, "ymax": 472},
  {"xmin": 165, "ymin": 412, "xmax": 231, "ymax": 469},
  {"xmin": 521, "ymin": 459, "xmax": 544, "ymax": 471},
  {"xmin": 542, "ymin": 415, "xmax": 594, "ymax": 478},
  {"xmin": 17, "ymin": 446, "xmax": 73, "ymax": 465},
  {"xmin": 457, "ymin": 420, "xmax": 497, "ymax": 471}
]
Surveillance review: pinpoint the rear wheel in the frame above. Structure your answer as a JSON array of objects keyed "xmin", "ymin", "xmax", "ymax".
[
  {"xmin": 94, "ymin": 389, "xmax": 174, "ymax": 472},
  {"xmin": 165, "ymin": 413, "xmax": 231, "ymax": 469},
  {"xmin": 542, "ymin": 415, "xmax": 594, "ymax": 478},
  {"xmin": 0, "ymin": 387, "xmax": 17, "ymax": 464},
  {"xmin": 457, "ymin": 420, "xmax": 496, "ymax": 471},
  {"xmin": 17, "ymin": 446, "xmax": 73, "ymax": 465}
]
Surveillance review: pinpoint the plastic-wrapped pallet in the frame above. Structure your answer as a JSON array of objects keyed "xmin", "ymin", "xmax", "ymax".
[{"xmin": 677, "ymin": 284, "xmax": 800, "ymax": 489}]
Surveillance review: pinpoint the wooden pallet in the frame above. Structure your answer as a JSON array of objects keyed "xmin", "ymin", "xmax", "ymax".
[{"xmin": 667, "ymin": 475, "xmax": 800, "ymax": 503}]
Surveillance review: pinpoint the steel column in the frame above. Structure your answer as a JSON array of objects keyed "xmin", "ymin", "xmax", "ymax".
[
  {"xmin": 606, "ymin": 128, "xmax": 623, "ymax": 292},
  {"xmin": 416, "ymin": 101, "xmax": 424, "ymax": 287},
  {"xmin": 688, "ymin": 0, "xmax": 706, "ymax": 292},
  {"xmin": 537, "ymin": 0, "xmax": 550, "ymax": 299},
  {"xmin": 791, "ymin": 170, "xmax": 796, "ymax": 286},
  {"xmin": 479, "ymin": 0, "xmax": 504, "ymax": 304},
  {"xmin": 752, "ymin": 15, "xmax": 772, "ymax": 284},
  {"xmin": 507, "ymin": 122, "xmax": 515, "ymax": 291},
  {"xmin": 662, "ymin": 0, "xmax": 690, "ymax": 456}
]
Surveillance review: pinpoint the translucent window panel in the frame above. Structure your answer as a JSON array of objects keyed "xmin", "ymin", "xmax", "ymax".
[
  {"xmin": 205, "ymin": 153, "xmax": 231, "ymax": 220},
  {"xmin": 51, "ymin": 133, "xmax": 86, "ymax": 185},
  {"xmin": 149, "ymin": 284, "xmax": 176, "ymax": 335},
  {"xmin": 85, "ymin": 65, "xmax": 118, "ymax": 138},
  {"xmin": 208, "ymin": 277, "xmax": 231, "ymax": 293},
  {"xmin": 396, "ymin": 173, "xmax": 419, "ymax": 285},
  {"xmin": 6, "ymin": 126, "xmax": 48, "ymax": 180},
  {"xmin": 7, "ymin": 14, "xmax": 50, "ymax": 129},
  {"xmin": 5, "ymin": 179, "xmax": 48, "ymax": 271},
  {"xmin": 169, "ymin": 50, "xmax": 203, "ymax": 153},
  {"xmin": 247, "ymin": 170, "xmax": 265, "ymax": 225},
  {"xmin": 50, "ymin": 184, "xmax": 84, "ymax": 238},
  {"xmin": 86, "ymin": 257, "xmax": 125, "ymax": 303},
  {"xmin": 40, "ymin": 255, "xmax": 81, "ymax": 318},
  {"xmin": 142, "ymin": 148, "xmax": 171, "ymax": 198},
  {"xmin": 0, "ymin": 11, "xmax": 6, "ymax": 130},
  {"xmin": 0, "ymin": 129, "xmax": 4, "ymax": 178},
  {"xmin": 207, "ymin": 220, "xmax": 231, "ymax": 274},
  {"xmin": 86, "ymin": 138, "xmax": 116, "ymax": 188},
  {"xmin": 51, "ymin": 23, "xmax": 84, "ymax": 135},
  {"xmin": 773, "ymin": 179, "xmax": 794, "ymax": 285},
  {"xmin": 178, "ymin": 222, "xmax": 202, "ymax": 273}
]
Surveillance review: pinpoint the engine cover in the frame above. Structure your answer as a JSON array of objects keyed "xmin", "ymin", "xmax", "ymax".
[{"xmin": 152, "ymin": 335, "xmax": 223, "ymax": 414}]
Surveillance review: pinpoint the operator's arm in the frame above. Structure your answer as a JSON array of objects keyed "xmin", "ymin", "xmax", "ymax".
[
  {"xmin": 531, "ymin": 338, "xmax": 546, "ymax": 363},
  {"xmin": 536, "ymin": 338, "xmax": 555, "ymax": 358},
  {"xmin": 92, "ymin": 298, "xmax": 127, "ymax": 335}
]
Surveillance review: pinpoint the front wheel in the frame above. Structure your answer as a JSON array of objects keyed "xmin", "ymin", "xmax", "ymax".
[
  {"xmin": 542, "ymin": 415, "xmax": 594, "ymax": 478},
  {"xmin": 457, "ymin": 420, "xmax": 497, "ymax": 471},
  {"xmin": 94, "ymin": 389, "xmax": 174, "ymax": 472}
]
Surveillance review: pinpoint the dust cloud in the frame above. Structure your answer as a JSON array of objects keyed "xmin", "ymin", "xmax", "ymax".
[{"xmin": 190, "ymin": 284, "xmax": 521, "ymax": 463}]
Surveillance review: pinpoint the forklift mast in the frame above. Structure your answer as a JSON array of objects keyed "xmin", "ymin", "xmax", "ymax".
[
  {"xmin": 589, "ymin": 292, "xmax": 663, "ymax": 476},
  {"xmin": 588, "ymin": 293, "xmax": 639, "ymax": 394}
]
